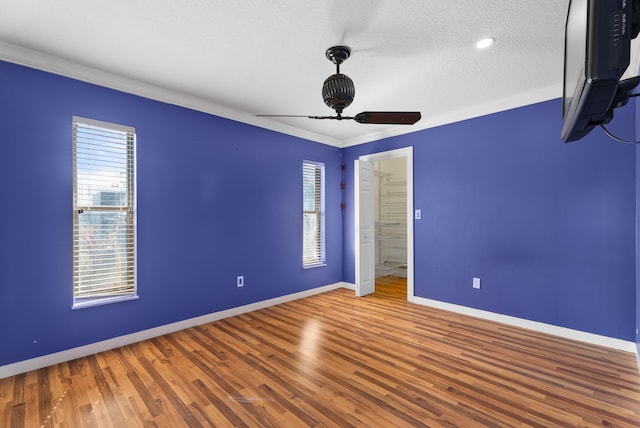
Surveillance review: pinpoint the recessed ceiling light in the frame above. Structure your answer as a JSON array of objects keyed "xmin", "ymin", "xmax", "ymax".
[{"xmin": 475, "ymin": 37, "xmax": 495, "ymax": 49}]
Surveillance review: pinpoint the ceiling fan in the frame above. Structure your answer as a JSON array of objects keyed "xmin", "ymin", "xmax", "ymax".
[{"xmin": 258, "ymin": 45, "xmax": 421, "ymax": 125}]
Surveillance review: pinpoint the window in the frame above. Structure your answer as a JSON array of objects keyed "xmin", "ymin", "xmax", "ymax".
[
  {"xmin": 72, "ymin": 116, "xmax": 137, "ymax": 308},
  {"xmin": 302, "ymin": 161, "xmax": 325, "ymax": 267}
]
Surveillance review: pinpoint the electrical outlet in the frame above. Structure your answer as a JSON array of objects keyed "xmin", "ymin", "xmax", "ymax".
[
  {"xmin": 237, "ymin": 275, "xmax": 244, "ymax": 288},
  {"xmin": 473, "ymin": 277, "xmax": 481, "ymax": 289}
]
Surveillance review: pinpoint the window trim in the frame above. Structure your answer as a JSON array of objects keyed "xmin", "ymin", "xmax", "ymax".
[
  {"xmin": 72, "ymin": 116, "xmax": 138, "ymax": 309},
  {"xmin": 302, "ymin": 160, "xmax": 326, "ymax": 268}
]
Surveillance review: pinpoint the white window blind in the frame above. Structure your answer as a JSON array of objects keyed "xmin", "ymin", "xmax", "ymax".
[
  {"xmin": 303, "ymin": 161, "xmax": 325, "ymax": 267},
  {"xmin": 72, "ymin": 116, "xmax": 137, "ymax": 308}
]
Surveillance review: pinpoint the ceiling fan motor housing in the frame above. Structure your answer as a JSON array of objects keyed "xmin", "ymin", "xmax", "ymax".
[{"xmin": 322, "ymin": 73, "xmax": 355, "ymax": 114}]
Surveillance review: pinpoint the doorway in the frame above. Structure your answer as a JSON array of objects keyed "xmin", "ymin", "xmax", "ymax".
[
  {"xmin": 355, "ymin": 147, "xmax": 414, "ymax": 299},
  {"xmin": 373, "ymin": 157, "xmax": 408, "ymax": 280}
]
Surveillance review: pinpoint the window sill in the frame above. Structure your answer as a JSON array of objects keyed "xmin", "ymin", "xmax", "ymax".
[
  {"xmin": 72, "ymin": 294, "xmax": 139, "ymax": 310},
  {"xmin": 303, "ymin": 263, "xmax": 327, "ymax": 270}
]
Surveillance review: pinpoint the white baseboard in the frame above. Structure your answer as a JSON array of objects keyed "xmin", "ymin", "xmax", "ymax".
[
  {"xmin": 0, "ymin": 281, "xmax": 349, "ymax": 380},
  {"xmin": 341, "ymin": 282, "xmax": 355, "ymax": 291},
  {"xmin": 3, "ymin": 282, "xmax": 635, "ymax": 380},
  {"xmin": 340, "ymin": 281, "xmax": 636, "ymax": 354},
  {"xmin": 409, "ymin": 295, "xmax": 637, "ymax": 353}
]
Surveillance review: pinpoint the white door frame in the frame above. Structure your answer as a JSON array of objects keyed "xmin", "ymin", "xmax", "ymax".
[{"xmin": 355, "ymin": 146, "xmax": 414, "ymax": 299}]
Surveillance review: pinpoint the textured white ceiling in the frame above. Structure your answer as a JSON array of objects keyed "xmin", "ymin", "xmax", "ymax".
[{"xmin": 0, "ymin": 0, "xmax": 632, "ymax": 147}]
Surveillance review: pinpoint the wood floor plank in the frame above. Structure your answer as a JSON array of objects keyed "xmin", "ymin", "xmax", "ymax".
[{"xmin": 2, "ymin": 277, "xmax": 640, "ymax": 427}]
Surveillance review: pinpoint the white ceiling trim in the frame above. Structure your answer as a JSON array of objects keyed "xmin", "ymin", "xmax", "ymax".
[
  {"xmin": 0, "ymin": 41, "xmax": 343, "ymax": 147},
  {"xmin": 9, "ymin": 1, "xmax": 640, "ymax": 149},
  {"xmin": 0, "ymin": 40, "xmax": 571, "ymax": 149},
  {"xmin": 341, "ymin": 83, "xmax": 562, "ymax": 147}
]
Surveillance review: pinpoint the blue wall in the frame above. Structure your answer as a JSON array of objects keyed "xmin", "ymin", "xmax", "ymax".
[
  {"xmin": 0, "ymin": 61, "xmax": 342, "ymax": 366},
  {"xmin": 343, "ymin": 100, "xmax": 637, "ymax": 341},
  {"xmin": 1, "ymin": 58, "xmax": 638, "ymax": 369}
]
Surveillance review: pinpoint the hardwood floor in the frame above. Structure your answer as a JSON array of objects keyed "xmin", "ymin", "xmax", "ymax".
[{"xmin": 2, "ymin": 276, "xmax": 640, "ymax": 427}]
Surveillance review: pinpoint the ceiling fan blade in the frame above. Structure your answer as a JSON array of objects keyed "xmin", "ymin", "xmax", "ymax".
[
  {"xmin": 256, "ymin": 112, "xmax": 421, "ymax": 125},
  {"xmin": 354, "ymin": 111, "xmax": 421, "ymax": 125},
  {"xmin": 255, "ymin": 114, "xmax": 314, "ymax": 118}
]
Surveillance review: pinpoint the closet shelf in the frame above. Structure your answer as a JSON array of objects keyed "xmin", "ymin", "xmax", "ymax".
[{"xmin": 376, "ymin": 234, "xmax": 405, "ymax": 241}]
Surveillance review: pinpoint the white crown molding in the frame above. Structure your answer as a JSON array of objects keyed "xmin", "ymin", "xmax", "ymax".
[
  {"xmin": 344, "ymin": 38, "xmax": 639, "ymax": 147},
  {"xmin": 341, "ymin": 84, "xmax": 562, "ymax": 147},
  {"xmin": 0, "ymin": 41, "xmax": 565, "ymax": 150},
  {"xmin": 0, "ymin": 41, "xmax": 343, "ymax": 147},
  {"xmin": 0, "ymin": 281, "xmax": 350, "ymax": 379}
]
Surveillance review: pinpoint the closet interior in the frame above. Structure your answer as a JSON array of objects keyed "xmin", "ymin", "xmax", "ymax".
[{"xmin": 374, "ymin": 158, "xmax": 407, "ymax": 278}]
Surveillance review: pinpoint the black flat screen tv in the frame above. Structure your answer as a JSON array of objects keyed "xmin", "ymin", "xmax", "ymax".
[{"xmin": 561, "ymin": 0, "xmax": 638, "ymax": 142}]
